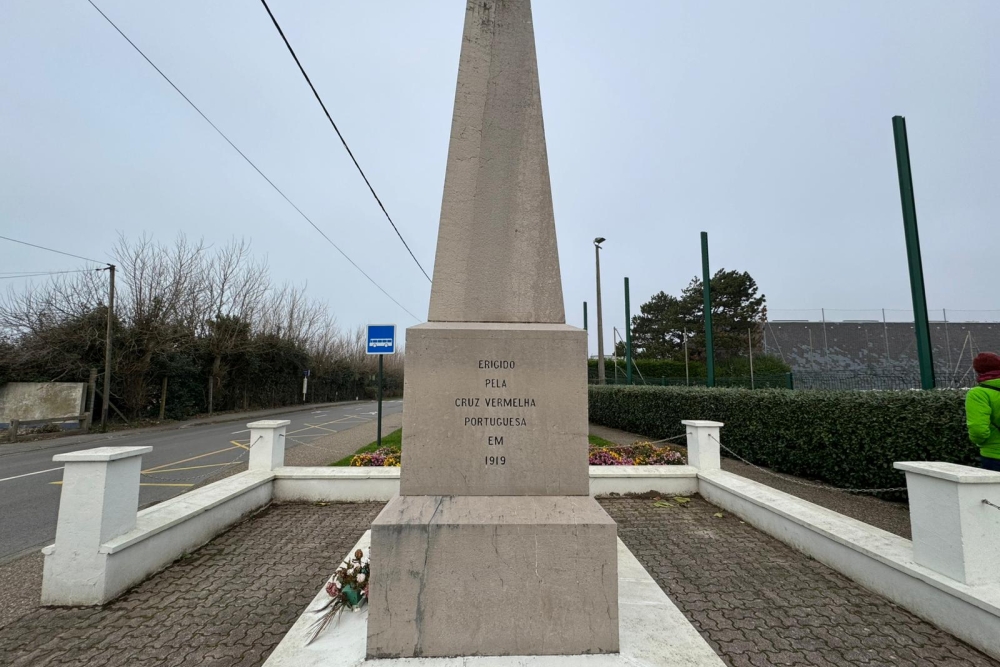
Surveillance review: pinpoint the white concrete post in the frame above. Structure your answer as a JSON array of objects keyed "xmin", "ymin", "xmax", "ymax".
[
  {"xmin": 895, "ymin": 462, "xmax": 1000, "ymax": 587},
  {"xmin": 248, "ymin": 419, "xmax": 290, "ymax": 471},
  {"xmin": 41, "ymin": 446, "xmax": 151, "ymax": 605},
  {"xmin": 682, "ymin": 420, "xmax": 724, "ymax": 471}
]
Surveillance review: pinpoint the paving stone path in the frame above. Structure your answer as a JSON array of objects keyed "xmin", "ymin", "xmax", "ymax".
[
  {"xmin": 599, "ymin": 495, "xmax": 999, "ymax": 667},
  {"xmin": 0, "ymin": 502, "xmax": 383, "ymax": 667},
  {"xmin": 2, "ymin": 496, "xmax": 997, "ymax": 666}
]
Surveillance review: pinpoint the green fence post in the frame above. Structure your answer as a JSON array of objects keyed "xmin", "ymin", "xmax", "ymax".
[
  {"xmin": 624, "ymin": 277, "xmax": 633, "ymax": 385},
  {"xmin": 892, "ymin": 116, "xmax": 935, "ymax": 390},
  {"xmin": 701, "ymin": 232, "xmax": 715, "ymax": 387},
  {"xmin": 786, "ymin": 372, "xmax": 794, "ymax": 390}
]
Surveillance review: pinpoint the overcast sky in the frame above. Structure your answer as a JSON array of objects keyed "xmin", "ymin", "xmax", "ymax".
[{"xmin": 2, "ymin": 1, "xmax": 997, "ymax": 353}]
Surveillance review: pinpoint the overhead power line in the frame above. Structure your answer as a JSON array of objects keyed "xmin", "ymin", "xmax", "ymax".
[
  {"xmin": 84, "ymin": 0, "xmax": 421, "ymax": 322},
  {"xmin": 258, "ymin": 0, "xmax": 432, "ymax": 283},
  {"xmin": 0, "ymin": 269, "xmax": 102, "ymax": 279},
  {"xmin": 0, "ymin": 235, "xmax": 107, "ymax": 266}
]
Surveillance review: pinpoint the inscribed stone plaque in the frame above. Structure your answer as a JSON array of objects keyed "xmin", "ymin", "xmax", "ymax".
[{"xmin": 400, "ymin": 322, "xmax": 589, "ymax": 497}]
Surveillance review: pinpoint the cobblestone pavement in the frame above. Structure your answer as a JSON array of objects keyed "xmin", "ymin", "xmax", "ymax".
[
  {"xmin": 0, "ymin": 502, "xmax": 384, "ymax": 667},
  {"xmin": 590, "ymin": 423, "xmax": 912, "ymax": 538},
  {"xmin": 599, "ymin": 495, "xmax": 998, "ymax": 667}
]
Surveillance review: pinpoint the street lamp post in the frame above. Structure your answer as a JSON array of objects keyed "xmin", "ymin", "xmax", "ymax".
[{"xmin": 594, "ymin": 237, "xmax": 606, "ymax": 385}]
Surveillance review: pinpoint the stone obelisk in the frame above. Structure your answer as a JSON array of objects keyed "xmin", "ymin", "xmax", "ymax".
[{"xmin": 366, "ymin": 0, "xmax": 619, "ymax": 658}]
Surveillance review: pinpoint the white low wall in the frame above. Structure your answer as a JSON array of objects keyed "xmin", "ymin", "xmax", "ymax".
[
  {"xmin": 42, "ymin": 470, "xmax": 275, "ymax": 605},
  {"xmin": 273, "ymin": 465, "xmax": 699, "ymax": 502},
  {"xmin": 590, "ymin": 465, "xmax": 699, "ymax": 497},
  {"xmin": 699, "ymin": 469, "xmax": 1000, "ymax": 660},
  {"xmin": 273, "ymin": 467, "xmax": 401, "ymax": 502}
]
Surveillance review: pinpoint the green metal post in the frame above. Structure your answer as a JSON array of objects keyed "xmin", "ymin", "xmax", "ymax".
[
  {"xmin": 701, "ymin": 232, "xmax": 715, "ymax": 387},
  {"xmin": 583, "ymin": 301, "xmax": 588, "ymax": 331},
  {"xmin": 377, "ymin": 354, "xmax": 383, "ymax": 447},
  {"xmin": 892, "ymin": 116, "xmax": 935, "ymax": 389},
  {"xmin": 624, "ymin": 277, "xmax": 633, "ymax": 385}
]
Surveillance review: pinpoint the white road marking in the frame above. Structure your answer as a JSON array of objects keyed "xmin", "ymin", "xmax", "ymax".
[
  {"xmin": 0, "ymin": 467, "xmax": 63, "ymax": 483},
  {"xmin": 230, "ymin": 429, "xmax": 250, "ymax": 435}
]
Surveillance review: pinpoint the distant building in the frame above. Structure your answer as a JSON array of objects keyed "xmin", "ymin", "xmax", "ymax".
[{"xmin": 763, "ymin": 321, "xmax": 1000, "ymax": 389}]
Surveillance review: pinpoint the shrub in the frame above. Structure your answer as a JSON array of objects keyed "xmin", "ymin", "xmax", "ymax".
[{"xmin": 589, "ymin": 385, "xmax": 976, "ymax": 494}]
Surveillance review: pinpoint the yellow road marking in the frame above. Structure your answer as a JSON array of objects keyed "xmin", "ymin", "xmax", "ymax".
[
  {"xmin": 143, "ymin": 463, "xmax": 234, "ymax": 474},
  {"xmin": 142, "ymin": 445, "xmax": 240, "ymax": 473},
  {"xmin": 230, "ymin": 440, "xmax": 249, "ymax": 450},
  {"xmin": 51, "ymin": 481, "xmax": 193, "ymax": 488}
]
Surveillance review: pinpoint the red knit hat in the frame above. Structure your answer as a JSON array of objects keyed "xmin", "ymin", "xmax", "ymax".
[{"xmin": 973, "ymin": 352, "xmax": 1000, "ymax": 374}]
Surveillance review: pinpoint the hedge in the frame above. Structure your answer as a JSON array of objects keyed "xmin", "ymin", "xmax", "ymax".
[{"xmin": 589, "ymin": 385, "xmax": 977, "ymax": 495}]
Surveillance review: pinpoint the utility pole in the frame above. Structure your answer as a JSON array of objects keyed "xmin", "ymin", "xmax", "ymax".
[
  {"xmin": 594, "ymin": 238, "xmax": 606, "ymax": 385},
  {"xmin": 624, "ymin": 277, "xmax": 633, "ymax": 385},
  {"xmin": 892, "ymin": 115, "xmax": 935, "ymax": 389},
  {"xmin": 700, "ymin": 232, "xmax": 715, "ymax": 388},
  {"xmin": 101, "ymin": 264, "xmax": 115, "ymax": 430}
]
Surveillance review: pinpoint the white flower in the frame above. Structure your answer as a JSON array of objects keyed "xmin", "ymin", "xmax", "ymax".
[
  {"xmin": 356, "ymin": 573, "xmax": 366, "ymax": 584},
  {"xmin": 347, "ymin": 567, "xmax": 356, "ymax": 576}
]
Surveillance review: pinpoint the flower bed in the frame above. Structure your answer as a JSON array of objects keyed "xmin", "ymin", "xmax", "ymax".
[
  {"xmin": 588, "ymin": 441, "xmax": 685, "ymax": 466},
  {"xmin": 350, "ymin": 447, "xmax": 400, "ymax": 467},
  {"xmin": 340, "ymin": 431, "xmax": 686, "ymax": 467}
]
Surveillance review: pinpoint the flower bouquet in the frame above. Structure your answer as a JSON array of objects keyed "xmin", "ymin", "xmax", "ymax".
[{"xmin": 307, "ymin": 548, "xmax": 370, "ymax": 644}]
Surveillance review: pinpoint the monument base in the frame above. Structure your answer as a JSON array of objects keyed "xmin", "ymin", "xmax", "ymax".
[{"xmin": 366, "ymin": 495, "xmax": 620, "ymax": 659}]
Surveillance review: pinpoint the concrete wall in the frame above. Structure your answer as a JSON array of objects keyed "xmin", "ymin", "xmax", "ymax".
[{"xmin": 0, "ymin": 382, "xmax": 86, "ymax": 424}]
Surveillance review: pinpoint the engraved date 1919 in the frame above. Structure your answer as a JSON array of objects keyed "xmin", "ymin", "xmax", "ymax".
[{"xmin": 485, "ymin": 456, "xmax": 506, "ymax": 466}]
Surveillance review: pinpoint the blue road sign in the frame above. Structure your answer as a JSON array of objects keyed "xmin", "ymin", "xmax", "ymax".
[{"xmin": 366, "ymin": 324, "xmax": 396, "ymax": 355}]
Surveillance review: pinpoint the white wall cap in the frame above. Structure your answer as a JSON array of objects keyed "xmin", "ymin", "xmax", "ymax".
[
  {"xmin": 247, "ymin": 419, "xmax": 291, "ymax": 429},
  {"xmin": 681, "ymin": 420, "xmax": 725, "ymax": 428},
  {"xmin": 894, "ymin": 462, "xmax": 1000, "ymax": 484},
  {"xmin": 589, "ymin": 465, "xmax": 699, "ymax": 479},
  {"xmin": 274, "ymin": 466, "xmax": 401, "ymax": 480},
  {"xmin": 53, "ymin": 446, "xmax": 152, "ymax": 463}
]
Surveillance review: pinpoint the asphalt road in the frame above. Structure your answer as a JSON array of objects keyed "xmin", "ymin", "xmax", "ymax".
[{"xmin": 0, "ymin": 400, "xmax": 403, "ymax": 562}]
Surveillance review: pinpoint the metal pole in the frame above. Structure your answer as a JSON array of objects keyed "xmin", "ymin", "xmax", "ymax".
[
  {"xmin": 683, "ymin": 330, "xmax": 690, "ymax": 386},
  {"xmin": 583, "ymin": 301, "xmax": 588, "ymax": 331},
  {"xmin": 700, "ymin": 232, "xmax": 715, "ymax": 387},
  {"xmin": 821, "ymin": 308, "xmax": 829, "ymax": 355},
  {"xmin": 748, "ymin": 328, "xmax": 755, "ymax": 389},
  {"xmin": 882, "ymin": 308, "xmax": 890, "ymax": 363},
  {"xmin": 624, "ymin": 277, "xmax": 633, "ymax": 385},
  {"xmin": 101, "ymin": 264, "xmax": 115, "ymax": 430},
  {"xmin": 892, "ymin": 115, "xmax": 935, "ymax": 389},
  {"xmin": 377, "ymin": 354, "xmax": 383, "ymax": 448},
  {"xmin": 595, "ymin": 242, "xmax": 606, "ymax": 385},
  {"xmin": 943, "ymin": 309, "xmax": 953, "ymax": 386}
]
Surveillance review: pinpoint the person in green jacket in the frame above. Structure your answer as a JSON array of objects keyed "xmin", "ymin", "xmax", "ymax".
[{"xmin": 967, "ymin": 352, "xmax": 1000, "ymax": 472}]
